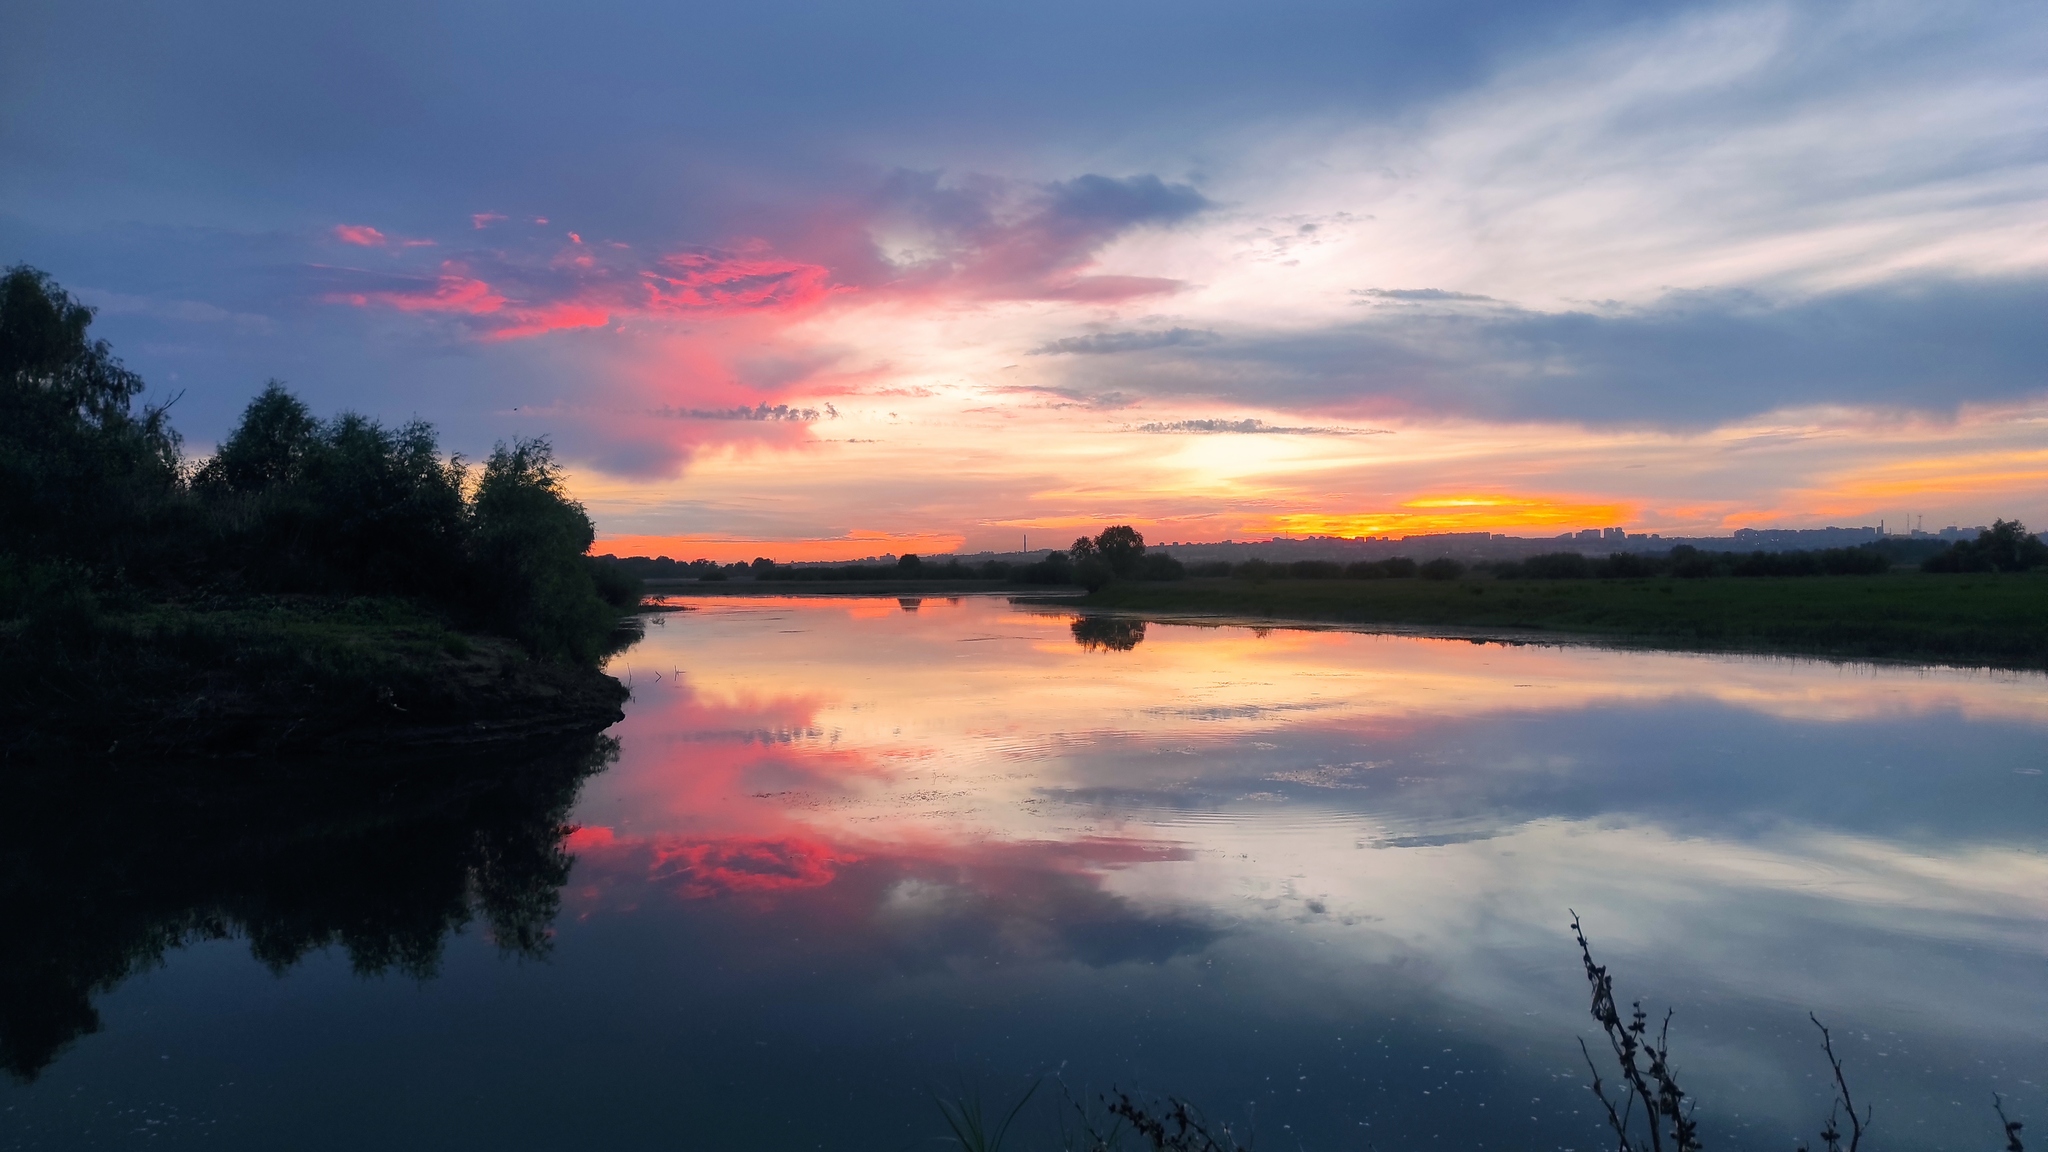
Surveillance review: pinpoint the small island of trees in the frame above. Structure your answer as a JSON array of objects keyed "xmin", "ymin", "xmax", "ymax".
[{"xmin": 1, "ymin": 265, "xmax": 640, "ymax": 761}]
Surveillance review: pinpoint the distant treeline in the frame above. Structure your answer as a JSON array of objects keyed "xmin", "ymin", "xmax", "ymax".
[
  {"xmin": 604, "ymin": 526, "xmax": 2044, "ymax": 592},
  {"xmin": 1, "ymin": 265, "xmax": 638, "ymax": 663},
  {"xmin": 599, "ymin": 525, "xmax": 1191, "ymax": 589},
  {"xmin": 596, "ymin": 552, "xmax": 1086, "ymax": 584},
  {"xmin": 1108, "ymin": 533, "xmax": 2038, "ymax": 583}
]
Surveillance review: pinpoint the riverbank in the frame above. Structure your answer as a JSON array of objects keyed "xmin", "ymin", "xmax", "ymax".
[
  {"xmin": 0, "ymin": 596, "xmax": 630, "ymax": 763},
  {"xmin": 1076, "ymin": 572, "xmax": 2048, "ymax": 669}
]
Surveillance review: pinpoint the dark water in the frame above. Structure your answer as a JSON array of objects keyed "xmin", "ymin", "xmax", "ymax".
[{"xmin": 4, "ymin": 595, "xmax": 2043, "ymax": 1150}]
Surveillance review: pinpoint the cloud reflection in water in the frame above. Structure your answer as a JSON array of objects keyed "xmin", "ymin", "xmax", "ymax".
[{"xmin": 568, "ymin": 596, "xmax": 2046, "ymax": 1148}]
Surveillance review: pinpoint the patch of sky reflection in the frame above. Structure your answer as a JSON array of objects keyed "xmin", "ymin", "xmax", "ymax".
[{"xmin": 5, "ymin": 595, "xmax": 2041, "ymax": 1150}]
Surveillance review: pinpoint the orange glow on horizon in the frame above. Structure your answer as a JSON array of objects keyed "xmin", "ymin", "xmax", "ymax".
[
  {"xmin": 1259, "ymin": 494, "xmax": 1635, "ymax": 538},
  {"xmin": 596, "ymin": 530, "xmax": 969, "ymax": 563}
]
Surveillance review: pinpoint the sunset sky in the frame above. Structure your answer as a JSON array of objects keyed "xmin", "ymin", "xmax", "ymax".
[{"xmin": 5, "ymin": 0, "xmax": 2045, "ymax": 560}]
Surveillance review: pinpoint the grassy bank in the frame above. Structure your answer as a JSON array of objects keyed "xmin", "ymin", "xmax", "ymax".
[
  {"xmin": 2, "ymin": 268, "xmax": 641, "ymax": 761},
  {"xmin": 0, "ymin": 595, "xmax": 630, "ymax": 762},
  {"xmin": 1077, "ymin": 572, "xmax": 2048, "ymax": 669}
]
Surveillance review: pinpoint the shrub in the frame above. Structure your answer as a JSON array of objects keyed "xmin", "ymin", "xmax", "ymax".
[
  {"xmin": 1419, "ymin": 557, "xmax": 1466, "ymax": 581},
  {"xmin": 0, "ymin": 266, "xmax": 188, "ymax": 572},
  {"xmin": 1522, "ymin": 551, "xmax": 1594, "ymax": 579},
  {"xmin": 1136, "ymin": 552, "xmax": 1186, "ymax": 581},
  {"xmin": 1347, "ymin": 557, "xmax": 1417, "ymax": 579},
  {"xmin": 468, "ymin": 439, "xmax": 622, "ymax": 662},
  {"xmin": 1669, "ymin": 545, "xmax": 1716, "ymax": 578},
  {"xmin": 1021, "ymin": 551, "xmax": 1074, "ymax": 584},
  {"xmin": 1923, "ymin": 520, "xmax": 2048, "ymax": 573},
  {"xmin": 1597, "ymin": 551, "xmax": 1659, "ymax": 578},
  {"xmin": 1288, "ymin": 560, "xmax": 1343, "ymax": 579}
]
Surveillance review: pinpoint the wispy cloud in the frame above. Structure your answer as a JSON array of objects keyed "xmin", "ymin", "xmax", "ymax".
[
  {"xmin": 652, "ymin": 403, "xmax": 838, "ymax": 423},
  {"xmin": 1132, "ymin": 418, "xmax": 1386, "ymax": 436},
  {"xmin": 1030, "ymin": 327, "xmax": 1217, "ymax": 355}
]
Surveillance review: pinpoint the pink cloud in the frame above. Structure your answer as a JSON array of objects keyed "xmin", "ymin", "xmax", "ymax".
[
  {"xmin": 335, "ymin": 268, "xmax": 506, "ymax": 315},
  {"xmin": 647, "ymin": 834, "xmax": 857, "ymax": 899},
  {"xmin": 333, "ymin": 224, "xmax": 388, "ymax": 247},
  {"xmin": 312, "ymin": 174, "xmax": 1210, "ymax": 475},
  {"xmin": 485, "ymin": 301, "xmax": 612, "ymax": 340},
  {"xmin": 643, "ymin": 249, "xmax": 843, "ymax": 314}
]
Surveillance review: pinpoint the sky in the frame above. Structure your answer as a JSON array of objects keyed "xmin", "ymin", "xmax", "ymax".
[{"xmin": 4, "ymin": 0, "xmax": 2045, "ymax": 560}]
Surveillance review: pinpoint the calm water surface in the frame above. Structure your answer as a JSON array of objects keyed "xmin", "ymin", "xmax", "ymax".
[{"xmin": 5, "ymin": 595, "xmax": 2044, "ymax": 1149}]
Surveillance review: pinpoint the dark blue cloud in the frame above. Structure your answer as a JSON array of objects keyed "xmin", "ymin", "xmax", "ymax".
[
  {"xmin": 1030, "ymin": 327, "xmax": 1217, "ymax": 355},
  {"xmin": 1042, "ymin": 277, "xmax": 2048, "ymax": 425},
  {"xmin": 1, "ymin": 0, "xmax": 1686, "ymax": 238},
  {"xmin": 1043, "ymin": 175, "xmax": 1210, "ymax": 230}
]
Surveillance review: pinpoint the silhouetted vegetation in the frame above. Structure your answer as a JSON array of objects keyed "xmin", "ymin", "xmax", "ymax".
[
  {"xmin": 0, "ymin": 731, "xmax": 615, "ymax": 1081},
  {"xmin": 1081, "ymin": 570, "xmax": 2048, "ymax": 669},
  {"xmin": 1418, "ymin": 557, "xmax": 1466, "ymax": 581},
  {"xmin": 1494, "ymin": 545, "xmax": 1891, "ymax": 578},
  {"xmin": 1087, "ymin": 541, "xmax": 1937, "ymax": 587},
  {"xmin": 1068, "ymin": 526, "xmax": 1184, "ymax": 590},
  {"xmin": 932, "ymin": 919, "xmax": 2028, "ymax": 1151},
  {"xmin": 0, "ymin": 266, "xmax": 636, "ymax": 756},
  {"xmin": 2, "ymin": 266, "xmax": 636, "ymax": 656},
  {"xmin": 601, "ymin": 525, "xmax": 1189, "ymax": 591},
  {"xmin": 1922, "ymin": 519, "xmax": 2048, "ymax": 573},
  {"xmin": 1071, "ymin": 615, "xmax": 1147, "ymax": 652},
  {"xmin": 1569, "ymin": 914, "xmax": 2027, "ymax": 1152}
]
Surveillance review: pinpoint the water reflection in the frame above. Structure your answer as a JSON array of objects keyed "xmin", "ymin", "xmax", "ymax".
[
  {"xmin": 0, "ymin": 735, "xmax": 613, "ymax": 1082},
  {"xmin": 564, "ymin": 596, "xmax": 2044, "ymax": 1149},
  {"xmin": 1071, "ymin": 615, "xmax": 1146, "ymax": 651},
  {"xmin": 4, "ymin": 596, "xmax": 2042, "ymax": 1150}
]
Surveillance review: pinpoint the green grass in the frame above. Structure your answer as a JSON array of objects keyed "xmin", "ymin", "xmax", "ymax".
[
  {"xmin": 0, "ymin": 595, "xmax": 629, "ymax": 761},
  {"xmin": 1078, "ymin": 572, "xmax": 2048, "ymax": 669}
]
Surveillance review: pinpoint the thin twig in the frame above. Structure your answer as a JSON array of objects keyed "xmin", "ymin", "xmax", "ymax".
[
  {"xmin": 1810, "ymin": 1014, "xmax": 1868, "ymax": 1152},
  {"xmin": 1995, "ymin": 1093, "xmax": 2026, "ymax": 1152}
]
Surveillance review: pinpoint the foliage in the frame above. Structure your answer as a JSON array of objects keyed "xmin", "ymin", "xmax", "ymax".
[
  {"xmin": 1419, "ymin": 557, "xmax": 1467, "ymax": 581},
  {"xmin": 1923, "ymin": 520, "xmax": 2048, "ymax": 573},
  {"xmin": 469, "ymin": 438, "xmax": 629, "ymax": 661},
  {"xmin": 1495, "ymin": 546, "xmax": 1892, "ymax": 580},
  {"xmin": 1070, "ymin": 526, "xmax": 1184, "ymax": 589},
  {"xmin": 0, "ymin": 265, "xmax": 187, "ymax": 571},
  {"xmin": 1573, "ymin": 912, "xmax": 1702, "ymax": 1152},
  {"xmin": 1348, "ymin": 557, "xmax": 1417, "ymax": 579},
  {"xmin": 1070, "ymin": 615, "xmax": 1146, "ymax": 652},
  {"xmin": 1081, "ymin": 570, "xmax": 2048, "ymax": 669},
  {"xmin": 597, "ymin": 525, "xmax": 1190, "ymax": 590},
  {"xmin": 937, "ymin": 1080, "xmax": 1042, "ymax": 1152},
  {"xmin": 0, "ymin": 267, "xmax": 636, "ymax": 664}
]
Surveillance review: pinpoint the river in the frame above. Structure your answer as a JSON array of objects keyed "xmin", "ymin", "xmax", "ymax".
[{"xmin": 4, "ymin": 594, "xmax": 2043, "ymax": 1149}]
